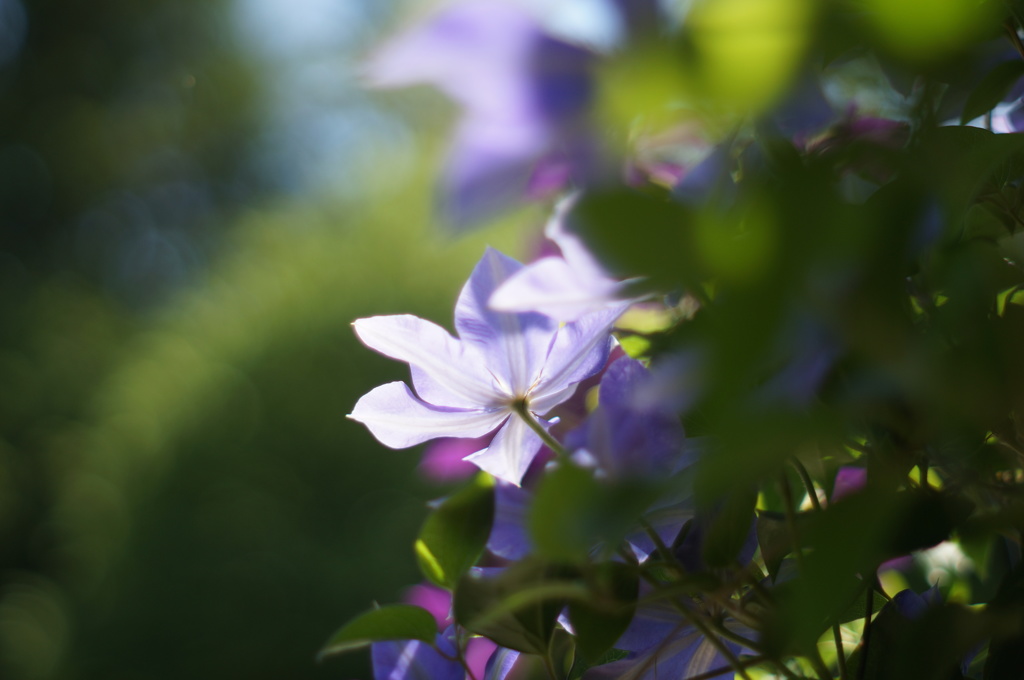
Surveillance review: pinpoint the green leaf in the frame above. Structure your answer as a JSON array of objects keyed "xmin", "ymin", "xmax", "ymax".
[
  {"xmin": 701, "ymin": 485, "xmax": 758, "ymax": 568},
  {"xmin": 415, "ymin": 473, "xmax": 495, "ymax": 589},
  {"xmin": 960, "ymin": 61, "xmax": 1024, "ymax": 125},
  {"xmin": 568, "ymin": 648, "xmax": 631, "ymax": 680},
  {"xmin": 529, "ymin": 464, "xmax": 661, "ymax": 563},
  {"xmin": 318, "ymin": 605, "xmax": 437, "ymax": 660},
  {"xmin": 453, "ymin": 560, "xmax": 577, "ymax": 655},
  {"xmin": 755, "ymin": 511, "xmax": 792, "ymax": 581},
  {"xmin": 568, "ymin": 562, "xmax": 639, "ymax": 661}
]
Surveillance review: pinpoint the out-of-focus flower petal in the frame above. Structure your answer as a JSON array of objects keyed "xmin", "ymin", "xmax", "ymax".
[
  {"xmin": 418, "ymin": 436, "xmax": 492, "ymax": 482},
  {"xmin": 832, "ymin": 466, "xmax": 867, "ymax": 502},
  {"xmin": 484, "ymin": 646, "xmax": 521, "ymax": 680},
  {"xmin": 371, "ymin": 635, "xmax": 463, "ymax": 680},
  {"xmin": 488, "ymin": 482, "xmax": 533, "ymax": 560},
  {"xmin": 349, "ymin": 382, "xmax": 506, "ymax": 448}
]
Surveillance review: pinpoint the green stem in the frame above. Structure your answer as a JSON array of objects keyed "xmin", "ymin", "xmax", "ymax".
[
  {"xmin": 634, "ymin": 569, "xmax": 755, "ymax": 680},
  {"xmin": 790, "ymin": 458, "xmax": 822, "ymax": 512},
  {"xmin": 779, "ymin": 474, "xmax": 832, "ymax": 680},
  {"xmin": 858, "ymin": 580, "xmax": 875, "ymax": 680},
  {"xmin": 788, "ymin": 463, "xmax": 848, "ymax": 680},
  {"xmin": 512, "ymin": 399, "xmax": 570, "ymax": 459},
  {"xmin": 639, "ymin": 516, "xmax": 675, "ymax": 564}
]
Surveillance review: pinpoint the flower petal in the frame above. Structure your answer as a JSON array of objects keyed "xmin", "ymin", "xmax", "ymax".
[
  {"xmin": 353, "ymin": 314, "xmax": 500, "ymax": 408},
  {"xmin": 371, "ymin": 636, "xmax": 463, "ymax": 680},
  {"xmin": 464, "ymin": 413, "xmax": 545, "ymax": 485},
  {"xmin": 489, "ymin": 255, "xmax": 627, "ymax": 322},
  {"xmin": 536, "ymin": 304, "xmax": 625, "ymax": 397},
  {"xmin": 349, "ymin": 381, "xmax": 507, "ymax": 449},
  {"xmin": 455, "ymin": 248, "xmax": 559, "ymax": 395}
]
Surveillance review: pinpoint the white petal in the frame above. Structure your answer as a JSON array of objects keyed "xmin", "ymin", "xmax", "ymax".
[
  {"xmin": 353, "ymin": 315, "xmax": 501, "ymax": 408},
  {"xmin": 455, "ymin": 248, "xmax": 559, "ymax": 395},
  {"xmin": 489, "ymin": 256, "xmax": 627, "ymax": 322},
  {"xmin": 535, "ymin": 304, "xmax": 627, "ymax": 397},
  {"xmin": 349, "ymin": 381, "xmax": 508, "ymax": 449},
  {"xmin": 463, "ymin": 414, "xmax": 544, "ymax": 485}
]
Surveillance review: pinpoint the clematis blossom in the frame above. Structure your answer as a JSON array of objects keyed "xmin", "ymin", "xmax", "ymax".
[
  {"xmin": 489, "ymin": 194, "xmax": 641, "ymax": 321},
  {"xmin": 349, "ymin": 248, "xmax": 621, "ymax": 485}
]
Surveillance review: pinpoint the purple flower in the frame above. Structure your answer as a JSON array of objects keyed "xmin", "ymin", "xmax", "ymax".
[
  {"xmin": 567, "ymin": 357, "xmax": 688, "ymax": 479},
  {"xmin": 371, "ymin": 627, "xmax": 463, "ymax": 680},
  {"xmin": 583, "ymin": 599, "xmax": 751, "ymax": 680},
  {"xmin": 489, "ymin": 194, "xmax": 640, "ymax": 321},
  {"xmin": 349, "ymin": 248, "xmax": 618, "ymax": 485},
  {"xmin": 366, "ymin": 0, "xmax": 595, "ymax": 228}
]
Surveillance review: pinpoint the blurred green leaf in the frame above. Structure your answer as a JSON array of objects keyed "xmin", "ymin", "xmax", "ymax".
[
  {"xmin": 415, "ymin": 473, "xmax": 495, "ymax": 589},
  {"xmin": 960, "ymin": 61, "xmax": 1024, "ymax": 125},
  {"xmin": 701, "ymin": 485, "xmax": 758, "ymax": 568},
  {"xmin": 529, "ymin": 464, "xmax": 660, "ymax": 563},
  {"xmin": 453, "ymin": 560, "xmax": 576, "ymax": 655},
  {"xmin": 318, "ymin": 605, "xmax": 437, "ymax": 660},
  {"xmin": 756, "ymin": 511, "xmax": 792, "ymax": 581},
  {"xmin": 568, "ymin": 562, "xmax": 639, "ymax": 661}
]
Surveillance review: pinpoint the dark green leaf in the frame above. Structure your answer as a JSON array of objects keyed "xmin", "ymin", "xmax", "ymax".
[
  {"xmin": 960, "ymin": 61, "xmax": 1024, "ymax": 125},
  {"xmin": 317, "ymin": 605, "xmax": 437, "ymax": 660},
  {"xmin": 415, "ymin": 473, "xmax": 495, "ymax": 589},
  {"xmin": 568, "ymin": 648, "xmax": 631, "ymax": 680},
  {"xmin": 701, "ymin": 485, "xmax": 758, "ymax": 568},
  {"xmin": 453, "ymin": 560, "xmax": 577, "ymax": 655},
  {"xmin": 529, "ymin": 464, "xmax": 661, "ymax": 563},
  {"xmin": 756, "ymin": 511, "xmax": 792, "ymax": 581},
  {"xmin": 568, "ymin": 562, "xmax": 639, "ymax": 660}
]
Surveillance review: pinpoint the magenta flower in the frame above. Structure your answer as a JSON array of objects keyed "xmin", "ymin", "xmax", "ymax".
[{"xmin": 349, "ymin": 248, "xmax": 618, "ymax": 485}]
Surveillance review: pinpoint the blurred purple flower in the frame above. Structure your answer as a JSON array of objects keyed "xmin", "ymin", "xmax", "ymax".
[
  {"xmin": 366, "ymin": 0, "xmax": 595, "ymax": 228},
  {"xmin": 490, "ymin": 194, "xmax": 640, "ymax": 321},
  {"xmin": 567, "ymin": 357, "xmax": 688, "ymax": 479},
  {"xmin": 831, "ymin": 466, "xmax": 867, "ymax": 503},
  {"xmin": 371, "ymin": 626, "xmax": 464, "ymax": 680},
  {"xmin": 403, "ymin": 583, "xmax": 453, "ymax": 629},
  {"xmin": 349, "ymin": 248, "xmax": 618, "ymax": 485},
  {"xmin": 583, "ymin": 599, "xmax": 751, "ymax": 680},
  {"xmin": 487, "ymin": 481, "xmax": 533, "ymax": 560},
  {"xmin": 419, "ymin": 436, "xmax": 493, "ymax": 483}
]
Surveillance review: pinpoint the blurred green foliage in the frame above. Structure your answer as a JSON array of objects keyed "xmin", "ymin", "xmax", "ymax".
[{"xmin": 0, "ymin": 0, "xmax": 530, "ymax": 678}]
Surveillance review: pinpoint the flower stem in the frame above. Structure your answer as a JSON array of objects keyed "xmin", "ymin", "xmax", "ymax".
[{"xmin": 512, "ymin": 400, "xmax": 570, "ymax": 459}]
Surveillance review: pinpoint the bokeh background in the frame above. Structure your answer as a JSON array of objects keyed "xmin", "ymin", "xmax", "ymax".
[{"xmin": 0, "ymin": 1, "xmax": 531, "ymax": 678}]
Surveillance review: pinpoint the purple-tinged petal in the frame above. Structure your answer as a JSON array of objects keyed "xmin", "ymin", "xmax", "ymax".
[
  {"xmin": 584, "ymin": 601, "xmax": 751, "ymax": 680},
  {"xmin": 353, "ymin": 315, "xmax": 501, "ymax": 408},
  {"xmin": 402, "ymin": 583, "xmax": 452, "ymax": 628},
  {"xmin": 441, "ymin": 114, "xmax": 552, "ymax": 227},
  {"xmin": 464, "ymin": 411, "xmax": 545, "ymax": 485},
  {"xmin": 455, "ymin": 248, "xmax": 559, "ymax": 396},
  {"xmin": 831, "ymin": 466, "xmax": 867, "ymax": 503},
  {"xmin": 365, "ymin": 1, "xmax": 540, "ymax": 115},
  {"xmin": 418, "ymin": 436, "xmax": 492, "ymax": 482},
  {"xmin": 483, "ymin": 646, "xmax": 521, "ymax": 680},
  {"xmin": 536, "ymin": 305, "xmax": 625, "ymax": 397},
  {"xmin": 349, "ymin": 382, "xmax": 507, "ymax": 449},
  {"xmin": 371, "ymin": 635, "xmax": 463, "ymax": 680},
  {"xmin": 576, "ymin": 358, "xmax": 687, "ymax": 478},
  {"xmin": 488, "ymin": 482, "xmax": 533, "ymax": 560}
]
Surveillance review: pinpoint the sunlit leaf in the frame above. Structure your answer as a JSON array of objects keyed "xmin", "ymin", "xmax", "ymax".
[{"xmin": 318, "ymin": 605, "xmax": 437, "ymax": 660}]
